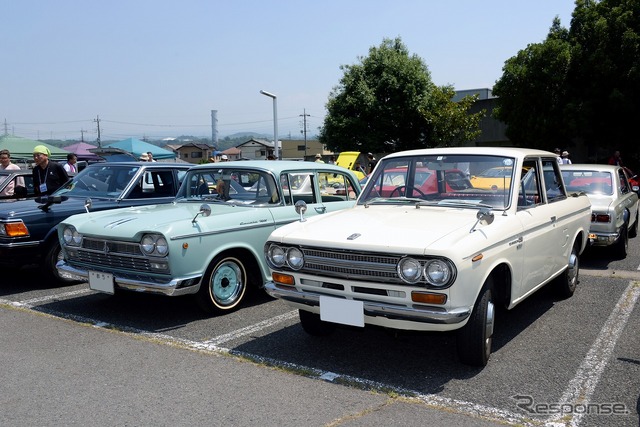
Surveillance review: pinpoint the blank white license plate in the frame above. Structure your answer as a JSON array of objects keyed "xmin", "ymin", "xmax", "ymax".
[
  {"xmin": 319, "ymin": 296, "xmax": 364, "ymax": 327},
  {"xmin": 89, "ymin": 271, "xmax": 115, "ymax": 294}
]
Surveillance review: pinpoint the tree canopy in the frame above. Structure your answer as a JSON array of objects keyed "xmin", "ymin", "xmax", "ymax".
[
  {"xmin": 493, "ymin": 0, "xmax": 640, "ymax": 166},
  {"xmin": 319, "ymin": 37, "xmax": 483, "ymax": 154}
]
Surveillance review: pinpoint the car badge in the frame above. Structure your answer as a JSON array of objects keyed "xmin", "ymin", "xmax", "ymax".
[{"xmin": 347, "ymin": 233, "xmax": 361, "ymax": 240}]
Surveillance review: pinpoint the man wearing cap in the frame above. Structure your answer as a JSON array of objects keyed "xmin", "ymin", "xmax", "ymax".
[
  {"xmin": 314, "ymin": 153, "xmax": 324, "ymax": 163},
  {"xmin": 220, "ymin": 154, "xmax": 229, "ymax": 162},
  {"xmin": 32, "ymin": 145, "xmax": 69, "ymax": 196},
  {"xmin": 561, "ymin": 151, "xmax": 572, "ymax": 164},
  {"xmin": 139, "ymin": 153, "xmax": 150, "ymax": 161}
]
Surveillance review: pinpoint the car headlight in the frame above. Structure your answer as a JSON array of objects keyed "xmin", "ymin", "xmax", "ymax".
[
  {"xmin": 62, "ymin": 225, "xmax": 82, "ymax": 246},
  {"xmin": 140, "ymin": 234, "xmax": 169, "ymax": 256},
  {"xmin": 424, "ymin": 259, "xmax": 452, "ymax": 286},
  {"xmin": 266, "ymin": 244, "xmax": 286, "ymax": 268},
  {"xmin": 398, "ymin": 257, "xmax": 422, "ymax": 283},
  {"xmin": 286, "ymin": 247, "xmax": 304, "ymax": 270}
]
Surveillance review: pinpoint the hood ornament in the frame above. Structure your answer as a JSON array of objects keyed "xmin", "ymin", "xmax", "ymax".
[{"xmin": 347, "ymin": 233, "xmax": 361, "ymax": 240}]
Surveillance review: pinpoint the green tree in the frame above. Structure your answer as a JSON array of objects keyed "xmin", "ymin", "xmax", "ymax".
[
  {"xmin": 494, "ymin": 1, "xmax": 640, "ymax": 167},
  {"xmin": 319, "ymin": 37, "xmax": 483, "ymax": 154},
  {"xmin": 493, "ymin": 18, "xmax": 572, "ymax": 149}
]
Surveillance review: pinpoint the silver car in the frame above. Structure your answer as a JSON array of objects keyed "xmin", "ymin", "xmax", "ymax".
[{"xmin": 561, "ymin": 164, "xmax": 639, "ymax": 258}]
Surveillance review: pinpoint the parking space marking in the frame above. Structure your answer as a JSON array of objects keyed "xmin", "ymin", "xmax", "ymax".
[
  {"xmin": 198, "ymin": 310, "xmax": 298, "ymax": 347},
  {"xmin": 548, "ymin": 280, "xmax": 640, "ymax": 427},
  {"xmin": 11, "ymin": 289, "xmax": 92, "ymax": 306}
]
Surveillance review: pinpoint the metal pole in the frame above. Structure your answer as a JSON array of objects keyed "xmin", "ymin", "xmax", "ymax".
[{"xmin": 260, "ymin": 90, "xmax": 279, "ymax": 159}]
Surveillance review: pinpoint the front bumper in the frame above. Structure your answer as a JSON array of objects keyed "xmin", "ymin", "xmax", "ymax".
[
  {"xmin": 0, "ymin": 240, "xmax": 42, "ymax": 266},
  {"xmin": 264, "ymin": 281, "xmax": 471, "ymax": 325},
  {"xmin": 56, "ymin": 260, "xmax": 202, "ymax": 296}
]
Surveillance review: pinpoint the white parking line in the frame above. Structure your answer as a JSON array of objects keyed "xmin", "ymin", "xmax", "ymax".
[
  {"xmin": 12, "ymin": 289, "xmax": 92, "ymax": 306},
  {"xmin": 547, "ymin": 281, "xmax": 640, "ymax": 427}
]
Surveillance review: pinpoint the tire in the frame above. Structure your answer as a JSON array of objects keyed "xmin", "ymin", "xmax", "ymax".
[
  {"xmin": 196, "ymin": 255, "xmax": 247, "ymax": 314},
  {"xmin": 456, "ymin": 281, "xmax": 495, "ymax": 367},
  {"xmin": 554, "ymin": 243, "xmax": 579, "ymax": 299},
  {"xmin": 613, "ymin": 222, "xmax": 628, "ymax": 258},
  {"xmin": 42, "ymin": 240, "xmax": 76, "ymax": 284},
  {"xmin": 629, "ymin": 211, "xmax": 638, "ymax": 238},
  {"xmin": 299, "ymin": 309, "xmax": 335, "ymax": 337}
]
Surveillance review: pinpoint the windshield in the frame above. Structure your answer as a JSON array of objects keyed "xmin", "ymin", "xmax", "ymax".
[
  {"xmin": 177, "ymin": 168, "xmax": 280, "ymax": 205},
  {"xmin": 359, "ymin": 154, "xmax": 516, "ymax": 209},
  {"xmin": 562, "ymin": 170, "xmax": 614, "ymax": 196},
  {"xmin": 54, "ymin": 164, "xmax": 142, "ymax": 198}
]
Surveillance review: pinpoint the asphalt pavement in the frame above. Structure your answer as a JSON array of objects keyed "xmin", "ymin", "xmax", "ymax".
[{"xmin": 0, "ymin": 304, "xmax": 505, "ymax": 427}]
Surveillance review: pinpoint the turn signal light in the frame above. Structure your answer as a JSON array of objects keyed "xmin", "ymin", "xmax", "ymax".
[
  {"xmin": 4, "ymin": 222, "xmax": 29, "ymax": 237},
  {"xmin": 411, "ymin": 291, "xmax": 447, "ymax": 305},
  {"xmin": 272, "ymin": 272, "xmax": 295, "ymax": 286}
]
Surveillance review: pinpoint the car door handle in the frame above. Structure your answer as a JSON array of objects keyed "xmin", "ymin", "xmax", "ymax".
[{"xmin": 315, "ymin": 206, "xmax": 327, "ymax": 214}]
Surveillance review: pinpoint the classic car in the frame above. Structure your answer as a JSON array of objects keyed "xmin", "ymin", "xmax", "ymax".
[
  {"xmin": 0, "ymin": 169, "xmax": 36, "ymax": 200},
  {"xmin": 56, "ymin": 161, "xmax": 361, "ymax": 314},
  {"xmin": 0, "ymin": 162, "xmax": 190, "ymax": 281},
  {"xmin": 561, "ymin": 164, "xmax": 639, "ymax": 257},
  {"xmin": 263, "ymin": 147, "xmax": 592, "ymax": 367}
]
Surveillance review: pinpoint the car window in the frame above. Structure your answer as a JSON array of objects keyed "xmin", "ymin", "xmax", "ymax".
[
  {"xmin": 518, "ymin": 160, "xmax": 542, "ymax": 208},
  {"xmin": 281, "ymin": 172, "xmax": 315, "ymax": 205},
  {"xmin": 541, "ymin": 159, "xmax": 566, "ymax": 203},
  {"xmin": 562, "ymin": 170, "xmax": 613, "ymax": 195},
  {"xmin": 318, "ymin": 171, "xmax": 358, "ymax": 202},
  {"xmin": 178, "ymin": 168, "xmax": 279, "ymax": 205},
  {"xmin": 618, "ymin": 169, "xmax": 630, "ymax": 194}
]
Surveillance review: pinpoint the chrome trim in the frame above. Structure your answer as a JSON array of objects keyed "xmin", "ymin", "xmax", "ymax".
[
  {"xmin": 171, "ymin": 221, "xmax": 278, "ymax": 240},
  {"xmin": 56, "ymin": 260, "xmax": 201, "ymax": 296},
  {"xmin": 264, "ymin": 281, "xmax": 470, "ymax": 325}
]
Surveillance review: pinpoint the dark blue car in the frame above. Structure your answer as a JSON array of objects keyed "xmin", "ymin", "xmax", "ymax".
[{"xmin": 0, "ymin": 161, "xmax": 191, "ymax": 282}]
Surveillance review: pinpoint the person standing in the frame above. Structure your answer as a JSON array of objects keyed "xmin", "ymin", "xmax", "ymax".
[
  {"xmin": 554, "ymin": 148, "xmax": 562, "ymax": 164},
  {"xmin": 63, "ymin": 153, "xmax": 78, "ymax": 174},
  {"xmin": 139, "ymin": 153, "xmax": 150, "ymax": 161},
  {"xmin": 32, "ymin": 145, "xmax": 69, "ymax": 196},
  {"xmin": 147, "ymin": 152, "xmax": 156, "ymax": 162},
  {"xmin": 0, "ymin": 149, "xmax": 23, "ymax": 196},
  {"xmin": 314, "ymin": 153, "xmax": 324, "ymax": 163},
  {"xmin": 561, "ymin": 151, "xmax": 572, "ymax": 164},
  {"xmin": 367, "ymin": 153, "xmax": 378, "ymax": 174}
]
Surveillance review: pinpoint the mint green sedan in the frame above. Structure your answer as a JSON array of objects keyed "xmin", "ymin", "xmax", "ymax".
[{"xmin": 57, "ymin": 161, "xmax": 360, "ymax": 314}]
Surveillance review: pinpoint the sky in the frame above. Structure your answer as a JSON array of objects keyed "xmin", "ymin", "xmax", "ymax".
[{"xmin": 2, "ymin": 0, "xmax": 576, "ymax": 143}]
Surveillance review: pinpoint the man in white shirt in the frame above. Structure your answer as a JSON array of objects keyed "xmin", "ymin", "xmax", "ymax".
[{"xmin": 63, "ymin": 153, "xmax": 78, "ymax": 173}]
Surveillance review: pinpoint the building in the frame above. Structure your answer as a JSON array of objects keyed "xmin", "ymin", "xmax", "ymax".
[{"xmin": 174, "ymin": 142, "xmax": 215, "ymax": 164}]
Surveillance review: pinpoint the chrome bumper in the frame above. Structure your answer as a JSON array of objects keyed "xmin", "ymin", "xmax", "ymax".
[
  {"xmin": 56, "ymin": 260, "xmax": 202, "ymax": 296},
  {"xmin": 588, "ymin": 231, "xmax": 619, "ymax": 246},
  {"xmin": 264, "ymin": 281, "xmax": 471, "ymax": 325}
]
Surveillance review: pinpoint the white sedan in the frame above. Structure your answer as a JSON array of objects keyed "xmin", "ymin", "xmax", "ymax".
[
  {"xmin": 561, "ymin": 163, "xmax": 639, "ymax": 258},
  {"xmin": 264, "ymin": 147, "xmax": 592, "ymax": 367}
]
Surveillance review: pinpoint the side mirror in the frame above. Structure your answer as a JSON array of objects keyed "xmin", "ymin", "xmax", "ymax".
[
  {"xmin": 192, "ymin": 204, "xmax": 212, "ymax": 224},
  {"xmin": 470, "ymin": 208, "xmax": 494, "ymax": 233},
  {"xmin": 294, "ymin": 200, "xmax": 307, "ymax": 222}
]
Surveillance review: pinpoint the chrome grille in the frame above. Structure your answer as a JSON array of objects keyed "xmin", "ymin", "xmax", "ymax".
[
  {"xmin": 67, "ymin": 237, "xmax": 159, "ymax": 273},
  {"xmin": 299, "ymin": 247, "xmax": 403, "ymax": 283}
]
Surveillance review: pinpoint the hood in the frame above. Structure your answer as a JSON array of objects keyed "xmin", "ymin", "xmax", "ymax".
[
  {"xmin": 270, "ymin": 204, "xmax": 489, "ymax": 254},
  {"xmin": 65, "ymin": 201, "xmax": 272, "ymax": 240},
  {"xmin": 0, "ymin": 196, "xmax": 96, "ymax": 219}
]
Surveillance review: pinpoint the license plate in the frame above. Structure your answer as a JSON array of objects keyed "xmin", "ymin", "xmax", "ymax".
[
  {"xmin": 319, "ymin": 296, "xmax": 364, "ymax": 327},
  {"xmin": 89, "ymin": 271, "xmax": 115, "ymax": 294}
]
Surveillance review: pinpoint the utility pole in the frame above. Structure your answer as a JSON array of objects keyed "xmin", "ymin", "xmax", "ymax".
[
  {"xmin": 300, "ymin": 108, "xmax": 310, "ymax": 158},
  {"xmin": 2, "ymin": 118, "xmax": 8, "ymax": 136},
  {"xmin": 80, "ymin": 129, "xmax": 85, "ymax": 142},
  {"xmin": 94, "ymin": 115, "xmax": 101, "ymax": 147}
]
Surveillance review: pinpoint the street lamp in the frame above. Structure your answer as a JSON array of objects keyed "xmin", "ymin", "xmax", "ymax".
[{"xmin": 260, "ymin": 90, "xmax": 279, "ymax": 159}]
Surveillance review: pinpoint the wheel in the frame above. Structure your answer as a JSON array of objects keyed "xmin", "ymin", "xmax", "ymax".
[
  {"xmin": 196, "ymin": 255, "xmax": 247, "ymax": 314},
  {"xmin": 629, "ymin": 210, "xmax": 638, "ymax": 238},
  {"xmin": 299, "ymin": 310, "xmax": 335, "ymax": 336},
  {"xmin": 42, "ymin": 240, "xmax": 76, "ymax": 284},
  {"xmin": 388, "ymin": 186, "xmax": 426, "ymax": 198},
  {"xmin": 456, "ymin": 281, "xmax": 494, "ymax": 367},
  {"xmin": 554, "ymin": 243, "xmax": 579, "ymax": 299},
  {"xmin": 613, "ymin": 222, "xmax": 628, "ymax": 258}
]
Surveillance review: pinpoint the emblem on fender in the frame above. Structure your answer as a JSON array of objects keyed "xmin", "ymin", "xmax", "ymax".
[{"xmin": 347, "ymin": 233, "xmax": 361, "ymax": 240}]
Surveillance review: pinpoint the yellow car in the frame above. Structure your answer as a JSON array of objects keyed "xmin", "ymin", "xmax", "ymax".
[{"xmin": 470, "ymin": 166, "xmax": 515, "ymax": 190}]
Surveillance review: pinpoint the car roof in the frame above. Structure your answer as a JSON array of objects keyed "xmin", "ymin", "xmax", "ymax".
[
  {"xmin": 188, "ymin": 160, "xmax": 359, "ymax": 175},
  {"xmin": 560, "ymin": 164, "xmax": 620, "ymax": 173},
  {"xmin": 85, "ymin": 161, "xmax": 191, "ymax": 169},
  {"xmin": 382, "ymin": 147, "xmax": 555, "ymax": 160}
]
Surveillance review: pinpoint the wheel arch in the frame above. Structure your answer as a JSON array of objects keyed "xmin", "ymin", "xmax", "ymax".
[{"xmin": 486, "ymin": 262, "xmax": 511, "ymax": 310}]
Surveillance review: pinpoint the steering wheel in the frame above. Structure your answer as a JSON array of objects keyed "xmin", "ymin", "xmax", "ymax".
[{"xmin": 389, "ymin": 185, "xmax": 426, "ymax": 198}]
